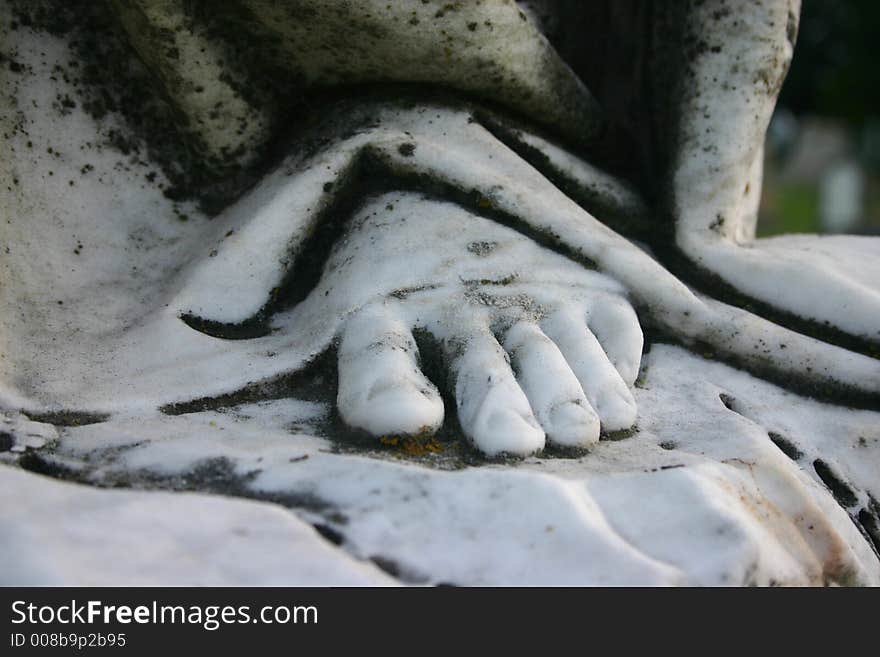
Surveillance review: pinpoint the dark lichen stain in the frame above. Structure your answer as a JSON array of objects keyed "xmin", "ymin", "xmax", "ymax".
[
  {"xmin": 767, "ymin": 431, "xmax": 803, "ymax": 461},
  {"xmin": 813, "ymin": 459, "xmax": 858, "ymax": 508},
  {"xmin": 857, "ymin": 507, "xmax": 880, "ymax": 556},
  {"xmin": 22, "ymin": 409, "xmax": 109, "ymax": 427},
  {"xmin": 18, "ymin": 451, "xmax": 81, "ymax": 481},
  {"xmin": 0, "ymin": 431, "xmax": 14, "ymax": 452},
  {"xmin": 312, "ymin": 523, "xmax": 345, "ymax": 546},
  {"xmin": 602, "ymin": 425, "xmax": 638, "ymax": 441},
  {"xmin": 466, "ymin": 240, "xmax": 497, "ymax": 256},
  {"xmin": 462, "ymin": 274, "xmax": 517, "ymax": 286},
  {"xmin": 368, "ymin": 555, "xmax": 428, "ymax": 583}
]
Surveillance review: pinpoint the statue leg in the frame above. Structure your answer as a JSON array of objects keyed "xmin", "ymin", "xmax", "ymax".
[
  {"xmin": 664, "ymin": 0, "xmax": 880, "ymax": 353},
  {"xmin": 174, "ymin": 103, "xmax": 880, "ymax": 418},
  {"xmin": 162, "ymin": 103, "xmax": 877, "ymax": 455}
]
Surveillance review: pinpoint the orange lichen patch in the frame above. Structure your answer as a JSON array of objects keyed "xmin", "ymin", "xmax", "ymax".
[{"xmin": 379, "ymin": 432, "xmax": 445, "ymax": 457}]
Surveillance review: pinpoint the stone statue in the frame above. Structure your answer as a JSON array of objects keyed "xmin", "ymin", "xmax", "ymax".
[{"xmin": 1, "ymin": 0, "xmax": 878, "ymax": 585}]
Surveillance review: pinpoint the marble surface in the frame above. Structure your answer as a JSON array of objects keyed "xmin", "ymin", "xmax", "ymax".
[
  {"xmin": 1, "ymin": 2, "xmax": 878, "ymax": 587},
  {"xmin": 3, "ymin": 344, "xmax": 877, "ymax": 586}
]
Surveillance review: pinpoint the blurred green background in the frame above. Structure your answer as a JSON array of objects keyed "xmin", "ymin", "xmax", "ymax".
[{"xmin": 759, "ymin": 0, "xmax": 880, "ymax": 236}]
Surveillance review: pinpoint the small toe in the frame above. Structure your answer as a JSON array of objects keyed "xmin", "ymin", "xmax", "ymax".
[
  {"xmin": 446, "ymin": 328, "xmax": 545, "ymax": 456},
  {"xmin": 586, "ymin": 296, "xmax": 644, "ymax": 387},
  {"xmin": 542, "ymin": 310, "xmax": 638, "ymax": 434},
  {"xmin": 503, "ymin": 321, "xmax": 600, "ymax": 447},
  {"xmin": 337, "ymin": 307, "xmax": 444, "ymax": 436}
]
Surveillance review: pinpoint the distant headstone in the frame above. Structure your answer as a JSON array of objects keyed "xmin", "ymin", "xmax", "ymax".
[{"xmin": 820, "ymin": 159, "xmax": 865, "ymax": 233}]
